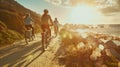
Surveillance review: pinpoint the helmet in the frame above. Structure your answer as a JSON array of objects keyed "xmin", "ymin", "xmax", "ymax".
[
  {"xmin": 55, "ymin": 17, "xmax": 57, "ymax": 19},
  {"xmin": 44, "ymin": 9, "xmax": 48, "ymax": 13}
]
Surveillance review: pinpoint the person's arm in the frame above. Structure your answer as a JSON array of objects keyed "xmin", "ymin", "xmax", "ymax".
[
  {"xmin": 30, "ymin": 16, "xmax": 34, "ymax": 22},
  {"xmin": 30, "ymin": 17, "xmax": 34, "ymax": 24},
  {"xmin": 57, "ymin": 20, "xmax": 59, "ymax": 24},
  {"xmin": 49, "ymin": 15, "xmax": 53, "ymax": 26}
]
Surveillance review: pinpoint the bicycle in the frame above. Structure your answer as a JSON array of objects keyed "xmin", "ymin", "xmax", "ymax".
[
  {"xmin": 25, "ymin": 27, "xmax": 35, "ymax": 44},
  {"xmin": 41, "ymin": 28, "xmax": 51, "ymax": 51},
  {"xmin": 54, "ymin": 25, "xmax": 59, "ymax": 36}
]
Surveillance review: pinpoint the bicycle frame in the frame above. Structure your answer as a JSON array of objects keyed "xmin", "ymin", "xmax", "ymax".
[
  {"xmin": 25, "ymin": 29, "xmax": 34, "ymax": 44},
  {"xmin": 41, "ymin": 28, "xmax": 51, "ymax": 51}
]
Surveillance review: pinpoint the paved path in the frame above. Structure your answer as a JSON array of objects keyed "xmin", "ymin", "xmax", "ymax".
[{"xmin": 0, "ymin": 35, "xmax": 63, "ymax": 67}]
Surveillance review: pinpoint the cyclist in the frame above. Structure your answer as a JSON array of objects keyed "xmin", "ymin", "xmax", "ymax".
[
  {"xmin": 41, "ymin": 9, "xmax": 53, "ymax": 51},
  {"xmin": 53, "ymin": 17, "xmax": 59, "ymax": 36},
  {"xmin": 23, "ymin": 13, "xmax": 35, "ymax": 37}
]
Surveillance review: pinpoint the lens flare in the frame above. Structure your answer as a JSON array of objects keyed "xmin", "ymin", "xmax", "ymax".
[
  {"xmin": 99, "ymin": 44, "xmax": 104, "ymax": 50},
  {"xmin": 67, "ymin": 4, "xmax": 102, "ymax": 24}
]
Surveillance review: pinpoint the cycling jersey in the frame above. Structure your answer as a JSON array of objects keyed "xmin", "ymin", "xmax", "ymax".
[{"xmin": 24, "ymin": 16, "xmax": 33, "ymax": 25}]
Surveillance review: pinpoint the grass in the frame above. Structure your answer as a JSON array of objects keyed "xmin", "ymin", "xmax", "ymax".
[
  {"xmin": 0, "ymin": 21, "xmax": 23, "ymax": 47},
  {"xmin": 0, "ymin": 0, "xmax": 41, "ymax": 47}
]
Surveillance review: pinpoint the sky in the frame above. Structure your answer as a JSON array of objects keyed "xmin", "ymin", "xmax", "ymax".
[{"xmin": 16, "ymin": 0, "xmax": 120, "ymax": 24}]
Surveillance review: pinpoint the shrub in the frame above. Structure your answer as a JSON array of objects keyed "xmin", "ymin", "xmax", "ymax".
[
  {"xmin": 58, "ymin": 28, "xmax": 119, "ymax": 67},
  {"xmin": 0, "ymin": 21, "xmax": 23, "ymax": 47}
]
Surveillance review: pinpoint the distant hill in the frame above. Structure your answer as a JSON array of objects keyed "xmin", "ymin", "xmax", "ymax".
[
  {"xmin": 0, "ymin": 0, "xmax": 41, "ymax": 46},
  {"xmin": 0, "ymin": 0, "xmax": 41, "ymax": 33},
  {"xmin": 0, "ymin": 20, "xmax": 23, "ymax": 46}
]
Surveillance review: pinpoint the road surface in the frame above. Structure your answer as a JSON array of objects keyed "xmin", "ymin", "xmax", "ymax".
[{"xmin": 0, "ymin": 34, "xmax": 63, "ymax": 67}]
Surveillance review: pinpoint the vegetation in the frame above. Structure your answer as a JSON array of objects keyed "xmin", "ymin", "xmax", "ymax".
[
  {"xmin": 58, "ymin": 28, "xmax": 119, "ymax": 67},
  {"xmin": 0, "ymin": 0, "xmax": 41, "ymax": 34},
  {"xmin": 0, "ymin": 21, "xmax": 23, "ymax": 47},
  {"xmin": 0, "ymin": 0, "xmax": 41, "ymax": 47}
]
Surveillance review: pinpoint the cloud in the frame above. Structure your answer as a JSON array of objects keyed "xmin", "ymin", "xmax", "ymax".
[
  {"xmin": 96, "ymin": 0, "xmax": 120, "ymax": 14},
  {"xmin": 46, "ymin": 0, "xmax": 62, "ymax": 6},
  {"xmin": 45, "ymin": 0, "xmax": 120, "ymax": 13},
  {"xmin": 45, "ymin": 0, "xmax": 117, "ymax": 7},
  {"xmin": 45, "ymin": 0, "xmax": 96, "ymax": 6}
]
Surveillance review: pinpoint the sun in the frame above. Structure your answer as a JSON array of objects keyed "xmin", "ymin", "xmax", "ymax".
[{"xmin": 67, "ymin": 4, "xmax": 102, "ymax": 24}]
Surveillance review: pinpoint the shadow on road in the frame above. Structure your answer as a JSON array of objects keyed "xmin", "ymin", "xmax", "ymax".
[
  {"xmin": 24, "ymin": 51, "xmax": 44, "ymax": 67},
  {"xmin": 0, "ymin": 41, "xmax": 44, "ymax": 67},
  {"xmin": 0, "ymin": 43, "xmax": 25, "ymax": 55}
]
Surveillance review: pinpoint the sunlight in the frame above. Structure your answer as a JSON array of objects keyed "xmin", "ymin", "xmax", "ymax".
[
  {"xmin": 99, "ymin": 44, "xmax": 104, "ymax": 50},
  {"xmin": 77, "ymin": 42, "xmax": 85, "ymax": 49},
  {"xmin": 27, "ymin": 55, "xmax": 33, "ymax": 61},
  {"xmin": 76, "ymin": 29, "xmax": 88, "ymax": 38},
  {"xmin": 68, "ymin": 4, "xmax": 102, "ymax": 24}
]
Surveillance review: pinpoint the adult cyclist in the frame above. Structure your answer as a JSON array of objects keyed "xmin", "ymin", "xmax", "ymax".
[
  {"xmin": 41, "ymin": 9, "xmax": 53, "ymax": 51},
  {"xmin": 53, "ymin": 17, "xmax": 59, "ymax": 36},
  {"xmin": 23, "ymin": 13, "xmax": 35, "ymax": 37}
]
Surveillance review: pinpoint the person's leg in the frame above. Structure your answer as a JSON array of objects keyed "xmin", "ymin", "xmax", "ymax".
[
  {"xmin": 25, "ymin": 25, "xmax": 29, "ymax": 30},
  {"xmin": 41, "ymin": 32, "xmax": 45, "ymax": 51},
  {"xmin": 54, "ymin": 25, "xmax": 56, "ymax": 35},
  {"xmin": 48, "ymin": 27, "xmax": 51, "ymax": 38},
  {"xmin": 45, "ymin": 26, "xmax": 49, "ymax": 44},
  {"xmin": 54, "ymin": 25, "xmax": 57, "ymax": 36},
  {"xmin": 25, "ymin": 31, "xmax": 28, "ymax": 44},
  {"xmin": 41, "ymin": 25, "xmax": 46, "ymax": 51},
  {"xmin": 29, "ymin": 25, "xmax": 35, "ymax": 37},
  {"xmin": 25, "ymin": 25, "xmax": 29, "ymax": 43},
  {"xmin": 32, "ymin": 27, "xmax": 35, "ymax": 36},
  {"xmin": 45, "ymin": 25, "xmax": 51, "ymax": 37},
  {"xmin": 56, "ymin": 25, "xmax": 59, "ymax": 35}
]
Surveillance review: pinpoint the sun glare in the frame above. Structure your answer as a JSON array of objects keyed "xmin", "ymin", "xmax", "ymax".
[{"xmin": 68, "ymin": 4, "xmax": 102, "ymax": 24}]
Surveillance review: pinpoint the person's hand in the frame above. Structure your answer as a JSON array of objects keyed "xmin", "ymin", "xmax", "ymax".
[{"xmin": 50, "ymin": 22, "xmax": 53, "ymax": 26}]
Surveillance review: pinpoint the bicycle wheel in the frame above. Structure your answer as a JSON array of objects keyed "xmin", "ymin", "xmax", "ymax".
[
  {"xmin": 46, "ymin": 30, "xmax": 51, "ymax": 48},
  {"xmin": 25, "ymin": 29, "xmax": 33, "ymax": 44},
  {"xmin": 54, "ymin": 26, "xmax": 58, "ymax": 36},
  {"xmin": 41, "ymin": 32, "xmax": 46, "ymax": 51}
]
